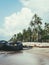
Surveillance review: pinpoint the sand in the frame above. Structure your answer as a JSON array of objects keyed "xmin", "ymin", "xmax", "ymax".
[{"xmin": 25, "ymin": 48, "xmax": 49, "ymax": 57}]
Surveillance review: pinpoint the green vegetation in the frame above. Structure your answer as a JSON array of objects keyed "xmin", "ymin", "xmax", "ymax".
[{"xmin": 9, "ymin": 14, "xmax": 49, "ymax": 42}]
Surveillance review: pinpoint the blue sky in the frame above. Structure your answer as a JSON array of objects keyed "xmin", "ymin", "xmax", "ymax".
[
  {"xmin": 0, "ymin": 0, "xmax": 23, "ymax": 40},
  {"xmin": 0, "ymin": 0, "xmax": 49, "ymax": 40},
  {"xmin": 0, "ymin": 0, "xmax": 23, "ymax": 27}
]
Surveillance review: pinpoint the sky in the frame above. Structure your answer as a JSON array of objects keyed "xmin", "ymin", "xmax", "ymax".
[{"xmin": 0, "ymin": 0, "xmax": 49, "ymax": 40}]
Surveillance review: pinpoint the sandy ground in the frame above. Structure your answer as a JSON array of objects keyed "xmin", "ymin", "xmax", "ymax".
[
  {"xmin": 25, "ymin": 48, "xmax": 49, "ymax": 57},
  {"xmin": 0, "ymin": 48, "xmax": 49, "ymax": 65},
  {"xmin": 0, "ymin": 48, "xmax": 49, "ymax": 57}
]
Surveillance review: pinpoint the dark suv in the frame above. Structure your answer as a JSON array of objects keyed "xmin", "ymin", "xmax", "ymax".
[
  {"xmin": 0, "ymin": 40, "xmax": 23, "ymax": 51},
  {"xmin": 0, "ymin": 40, "xmax": 7, "ymax": 50}
]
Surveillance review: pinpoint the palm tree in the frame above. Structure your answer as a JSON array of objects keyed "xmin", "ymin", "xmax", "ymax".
[
  {"xmin": 17, "ymin": 32, "xmax": 23, "ymax": 41},
  {"xmin": 23, "ymin": 29, "xmax": 30, "ymax": 42},
  {"xmin": 27, "ymin": 27, "xmax": 32, "ymax": 42},
  {"xmin": 30, "ymin": 14, "xmax": 42, "ymax": 42},
  {"xmin": 23, "ymin": 28, "xmax": 32, "ymax": 42},
  {"xmin": 45, "ymin": 23, "xmax": 49, "ymax": 34},
  {"xmin": 43, "ymin": 23, "xmax": 49, "ymax": 42},
  {"xmin": 23, "ymin": 29, "xmax": 26, "ymax": 42},
  {"xmin": 9, "ymin": 34, "xmax": 17, "ymax": 43}
]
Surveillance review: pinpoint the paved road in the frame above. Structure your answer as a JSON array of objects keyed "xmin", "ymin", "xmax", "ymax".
[{"xmin": 0, "ymin": 51, "xmax": 49, "ymax": 65}]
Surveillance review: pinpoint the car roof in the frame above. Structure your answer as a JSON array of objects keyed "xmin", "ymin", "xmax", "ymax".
[{"xmin": 0, "ymin": 40, "xmax": 7, "ymax": 44}]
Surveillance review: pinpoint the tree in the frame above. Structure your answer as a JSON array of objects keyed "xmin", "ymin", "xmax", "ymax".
[
  {"xmin": 30, "ymin": 14, "xmax": 42, "ymax": 42},
  {"xmin": 45, "ymin": 23, "xmax": 49, "ymax": 35},
  {"xmin": 9, "ymin": 34, "xmax": 17, "ymax": 43},
  {"xmin": 17, "ymin": 32, "xmax": 23, "ymax": 41},
  {"xmin": 23, "ymin": 29, "xmax": 29, "ymax": 42},
  {"xmin": 42, "ymin": 23, "xmax": 49, "ymax": 42},
  {"xmin": 27, "ymin": 27, "xmax": 32, "ymax": 42},
  {"xmin": 22, "ymin": 28, "xmax": 32, "ymax": 42}
]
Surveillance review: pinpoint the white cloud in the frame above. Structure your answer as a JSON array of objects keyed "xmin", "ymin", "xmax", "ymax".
[
  {"xmin": 20, "ymin": 0, "xmax": 49, "ymax": 14},
  {"xmin": 0, "ymin": 8, "xmax": 33, "ymax": 40},
  {"xmin": 1, "ymin": 0, "xmax": 49, "ymax": 40},
  {"xmin": 20, "ymin": 0, "xmax": 49, "ymax": 27}
]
